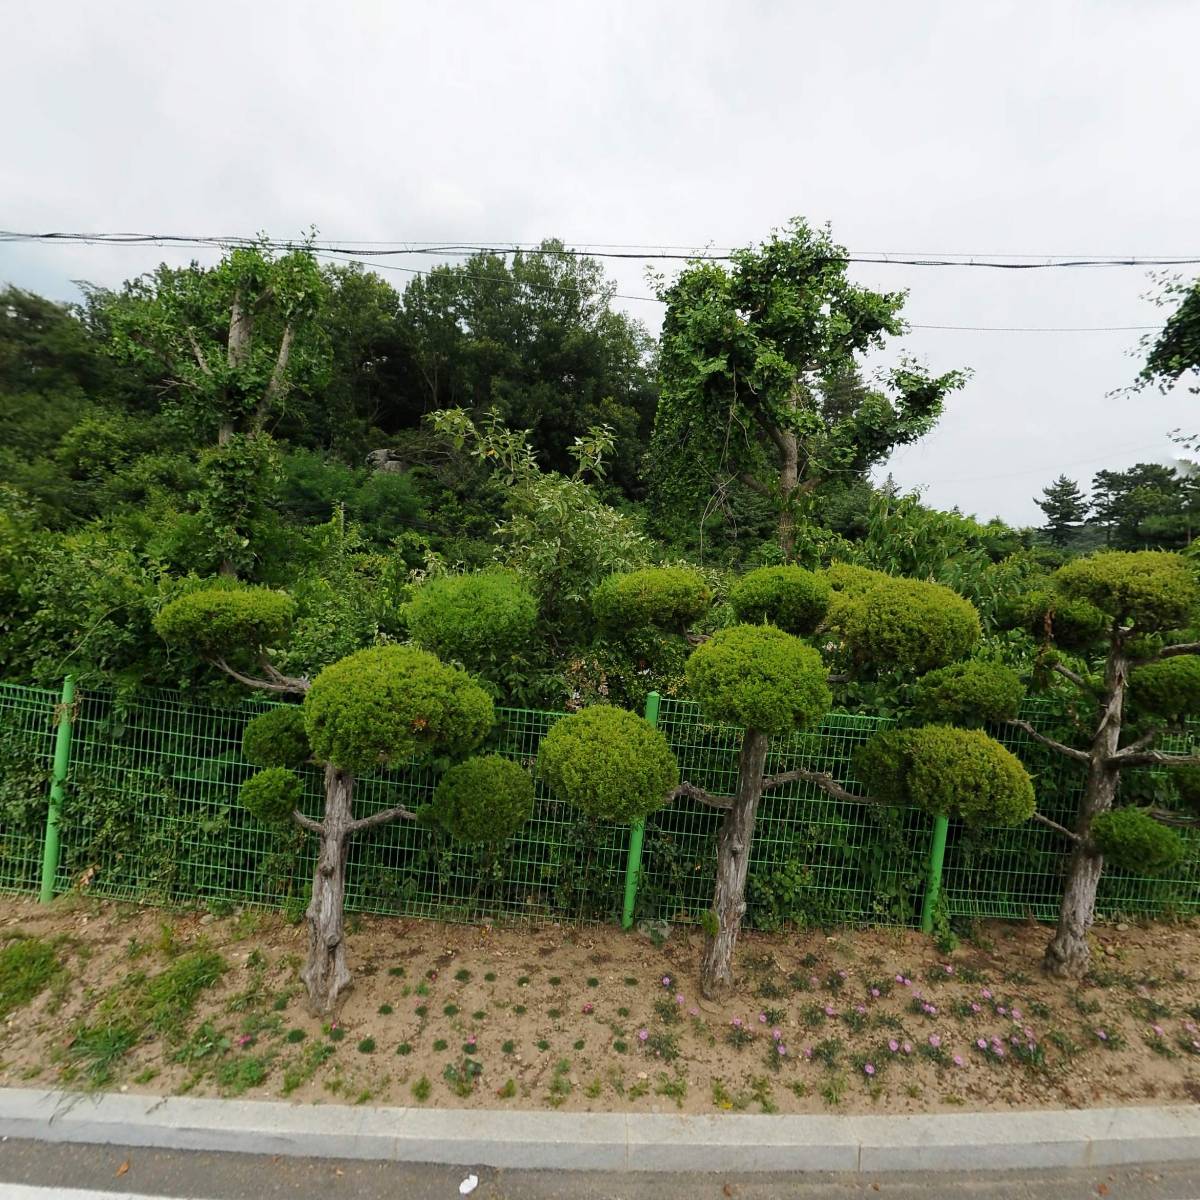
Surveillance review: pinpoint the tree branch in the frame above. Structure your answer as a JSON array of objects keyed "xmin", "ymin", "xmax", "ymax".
[
  {"xmin": 1050, "ymin": 662, "xmax": 1092, "ymax": 691},
  {"xmin": 760, "ymin": 766, "xmax": 869, "ymax": 805},
  {"xmin": 1112, "ymin": 727, "xmax": 1162, "ymax": 760},
  {"xmin": 213, "ymin": 656, "xmax": 308, "ymax": 695},
  {"xmin": 348, "ymin": 804, "xmax": 418, "ymax": 835},
  {"xmin": 1156, "ymin": 641, "xmax": 1200, "ymax": 661},
  {"xmin": 1031, "ymin": 811, "xmax": 1081, "ymax": 843},
  {"xmin": 291, "ymin": 810, "xmax": 322, "ymax": 835},
  {"xmin": 1004, "ymin": 719, "xmax": 1091, "ymax": 764},
  {"xmin": 258, "ymin": 656, "xmax": 310, "ymax": 693},
  {"xmin": 185, "ymin": 329, "xmax": 213, "ymax": 377},
  {"xmin": 257, "ymin": 322, "xmax": 296, "ymax": 429},
  {"xmin": 737, "ymin": 472, "xmax": 772, "ymax": 497},
  {"xmin": 670, "ymin": 781, "xmax": 732, "ymax": 809},
  {"xmin": 1108, "ymin": 749, "xmax": 1200, "ymax": 769}
]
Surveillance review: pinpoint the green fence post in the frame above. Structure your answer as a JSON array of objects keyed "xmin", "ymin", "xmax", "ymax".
[
  {"xmin": 621, "ymin": 691, "xmax": 660, "ymax": 929},
  {"xmin": 919, "ymin": 812, "xmax": 949, "ymax": 934},
  {"xmin": 39, "ymin": 675, "xmax": 76, "ymax": 904}
]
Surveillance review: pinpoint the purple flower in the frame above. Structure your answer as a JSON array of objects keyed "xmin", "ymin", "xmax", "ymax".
[
  {"xmin": 777, "ymin": 1043, "xmax": 787, "ymax": 1056},
  {"xmin": 758, "ymin": 1012, "xmax": 768, "ymax": 1023},
  {"xmin": 953, "ymin": 1054, "xmax": 964, "ymax": 1067},
  {"xmin": 970, "ymin": 1003, "xmax": 981, "ymax": 1014},
  {"xmin": 582, "ymin": 1002, "xmax": 594, "ymax": 1014},
  {"xmin": 996, "ymin": 1005, "xmax": 1008, "ymax": 1016},
  {"xmin": 902, "ymin": 1041, "xmax": 912, "ymax": 1055},
  {"xmin": 981, "ymin": 988, "xmax": 992, "ymax": 1000},
  {"xmin": 1012, "ymin": 1008, "xmax": 1023, "ymax": 1021},
  {"xmin": 944, "ymin": 964, "xmax": 954, "ymax": 975},
  {"xmin": 888, "ymin": 1039, "xmax": 899, "ymax": 1053},
  {"xmin": 662, "ymin": 976, "xmax": 671, "ymax": 987},
  {"xmin": 731, "ymin": 1017, "xmax": 743, "ymax": 1028},
  {"xmin": 689, "ymin": 1007, "xmax": 699, "ymax": 1018},
  {"xmin": 837, "ymin": 969, "xmax": 848, "ymax": 979},
  {"xmin": 976, "ymin": 1038, "xmax": 987, "ymax": 1049},
  {"xmin": 803, "ymin": 1046, "xmax": 813, "ymax": 1060},
  {"xmin": 676, "ymin": 993, "xmax": 685, "ymax": 1005},
  {"xmin": 1152, "ymin": 1024, "xmax": 1165, "ymax": 1038},
  {"xmin": 771, "ymin": 1028, "xmax": 782, "ymax": 1041},
  {"xmin": 895, "ymin": 974, "xmax": 904, "ymax": 983},
  {"xmin": 870, "ymin": 987, "xmax": 880, "ymax": 998},
  {"xmin": 928, "ymin": 1034, "xmax": 941, "ymax": 1049},
  {"xmin": 855, "ymin": 1004, "xmax": 867, "ymax": 1015},
  {"xmin": 994, "ymin": 1045, "xmax": 1005, "ymax": 1058},
  {"xmin": 467, "ymin": 1035, "xmax": 476, "ymax": 1046},
  {"xmin": 824, "ymin": 1005, "xmax": 836, "ymax": 1017},
  {"xmin": 1096, "ymin": 1029, "xmax": 1107, "ymax": 1041},
  {"xmin": 864, "ymin": 1063, "xmax": 875, "ymax": 1076},
  {"xmin": 637, "ymin": 1028, "xmax": 648, "ymax": 1042}
]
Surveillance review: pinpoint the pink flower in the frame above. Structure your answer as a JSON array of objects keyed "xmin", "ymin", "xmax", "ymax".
[
  {"xmin": 1012, "ymin": 1008, "xmax": 1023, "ymax": 1021},
  {"xmin": 637, "ymin": 1028, "xmax": 648, "ymax": 1042},
  {"xmin": 771, "ymin": 1028, "xmax": 782, "ymax": 1041},
  {"xmin": 689, "ymin": 1008, "xmax": 699, "ymax": 1018},
  {"xmin": 870, "ymin": 988, "xmax": 880, "ymax": 998},
  {"xmin": 236, "ymin": 1034, "xmax": 253, "ymax": 1047},
  {"xmin": 731, "ymin": 1017, "xmax": 743, "ymax": 1028},
  {"xmin": 582, "ymin": 1002, "xmax": 594, "ymax": 1014},
  {"xmin": 1152, "ymin": 1025, "xmax": 1165, "ymax": 1038},
  {"xmin": 977, "ymin": 1038, "xmax": 988, "ymax": 1049},
  {"xmin": 803, "ymin": 1046, "xmax": 813, "ymax": 1060},
  {"xmin": 944, "ymin": 964, "xmax": 954, "ymax": 975},
  {"xmin": 994, "ymin": 1045, "xmax": 1005, "ymax": 1058},
  {"xmin": 996, "ymin": 1005, "xmax": 1008, "ymax": 1017},
  {"xmin": 902, "ymin": 1041, "xmax": 912, "ymax": 1055},
  {"xmin": 1096, "ymin": 1030, "xmax": 1107, "ymax": 1040},
  {"xmin": 824, "ymin": 1005, "xmax": 836, "ymax": 1017},
  {"xmin": 676, "ymin": 993, "xmax": 685, "ymax": 1005},
  {"xmin": 981, "ymin": 988, "xmax": 992, "ymax": 1000},
  {"xmin": 838, "ymin": 969, "xmax": 848, "ymax": 979},
  {"xmin": 929, "ymin": 1034, "xmax": 941, "ymax": 1048},
  {"xmin": 855, "ymin": 1004, "xmax": 867, "ymax": 1015},
  {"xmin": 888, "ymin": 1039, "xmax": 899, "ymax": 1053},
  {"xmin": 662, "ymin": 976, "xmax": 671, "ymax": 987},
  {"xmin": 467, "ymin": 1035, "xmax": 476, "ymax": 1046},
  {"xmin": 953, "ymin": 1054, "xmax": 964, "ymax": 1066},
  {"xmin": 895, "ymin": 974, "xmax": 904, "ymax": 983},
  {"xmin": 970, "ymin": 1003, "xmax": 981, "ymax": 1014},
  {"xmin": 758, "ymin": 1013, "xmax": 768, "ymax": 1023},
  {"xmin": 902, "ymin": 977, "xmax": 912, "ymax": 987},
  {"xmin": 864, "ymin": 1063, "xmax": 875, "ymax": 1076},
  {"xmin": 809, "ymin": 975, "xmax": 819, "ymax": 988},
  {"xmin": 776, "ymin": 1043, "xmax": 787, "ymax": 1056}
]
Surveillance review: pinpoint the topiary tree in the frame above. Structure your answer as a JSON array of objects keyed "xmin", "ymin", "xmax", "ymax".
[
  {"xmin": 541, "ymin": 565, "xmax": 1042, "ymax": 999},
  {"xmin": 997, "ymin": 550, "xmax": 1200, "ymax": 977},
  {"xmin": 155, "ymin": 585, "xmax": 531, "ymax": 1013}
]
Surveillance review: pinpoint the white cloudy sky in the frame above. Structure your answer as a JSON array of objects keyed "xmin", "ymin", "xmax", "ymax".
[{"xmin": 2, "ymin": 0, "xmax": 1198, "ymax": 525}]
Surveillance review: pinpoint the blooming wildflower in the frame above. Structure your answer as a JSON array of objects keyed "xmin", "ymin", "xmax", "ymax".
[
  {"xmin": 236, "ymin": 1034, "xmax": 253, "ymax": 1047},
  {"xmin": 803, "ymin": 1046, "xmax": 813, "ymax": 1060},
  {"xmin": 970, "ymin": 1003, "xmax": 981, "ymax": 1014},
  {"xmin": 467, "ymin": 1035, "xmax": 476, "ymax": 1046},
  {"xmin": 637, "ymin": 1028, "xmax": 648, "ymax": 1042},
  {"xmin": 902, "ymin": 1041, "xmax": 912, "ymax": 1055},
  {"xmin": 759, "ymin": 1012, "xmax": 767, "ymax": 1023},
  {"xmin": 953, "ymin": 1054, "xmax": 964, "ymax": 1066},
  {"xmin": 888, "ymin": 1039, "xmax": 900, "ymax": 1053},
  {"xmin": 662, "ymin": 976, "xmax": 671, "ymax": 987},
  {"xmin": 870, "ymin": 988, "xmax": 880, "ymax": 998},
  {"xmin": 929, "ymin": 1034, "xmax": 941, "ymax": 1048},
  {"xmin": 944, "ymin": 964, "xmax": 954, "ymax": 975},
  {"xmin": 1096, "ymin": 1030, "xmax": 1107, "ymax": 1040},
  {"xmin": 864, "ymin": 1063, "xmax": 876, "ymax": 1076},
  {"xmin": 1012, "ymin": 1008, "xmax": 1023, "ymax": 1021},
  {"xmin": 855, "ymin": 1004, "xmax": 867, "ymax": 1015},
  {"xmin": 731, "ymin": 1017, "xmax": 743, "ymax": 1028},
  {"xmin": 676, "ymin": 993, "xmax": 685, "ymax": 1005},
  {"xmin": 996, "ymin": 1005, "xmax": 1007, "ymax": 1017},
  {"xmin": 809, "ymin": 975, "xmax": 819, "ymax": 988},
  {"xmin": 690, "ymin": 1008, "xmax": 699, "ymax": 1017},
  {"xmin": 771, "ymin": 1028, "xmax": 782, "ymax": 1041},
  {"xmin": 837, "ymin": 969, "xmax": 848, "ymax": 979},
  {"xmin": 824, "ymin": 1005, "xmax": 836, "ymax": 1017},
  {"xmin": 895, "ymin": 974, "xmax": 905, "ymax": 983},
  {"xmin": 1010, "ymin": 1035, "xmax": 1020, "ymax": 1046},
  {"xmin": 582, "ymin": 1002, "xmax": 593, "ymax": 1014},
  {"xmin": 981, "ymin": 988, "xmax": 992, "ymax": 1000},
  {"xmin": 1024, "ymin": 1027, "xmax": 1034, "ymax": 1039},
  {"xmin": 976, "ymin": 1038, "xmax": 987, "ymax": 1049},
  {"xmin": 902, "ymin": 977, "xmax": 912, "ymax": 987},
  {"xmin": 994, "ymin": 1045, "xmax": 1005, "ymax": 1058},
  {"xmin": 777, "ymin": 1044, "xmax": 787, "ymax": 1056}
]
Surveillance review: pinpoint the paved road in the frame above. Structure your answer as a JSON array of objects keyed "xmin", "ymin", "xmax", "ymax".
[{"xmin": 0, "ymin": 1140, "xmax": 1198, "ymax": 1200}]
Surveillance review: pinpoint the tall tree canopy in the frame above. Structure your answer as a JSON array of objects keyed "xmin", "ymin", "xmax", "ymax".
[
  {"xmin": 1036, "ymin": 475, "xmax": 1090, "ymax": 546},
  {"xmin": 649, "ymin": 218, "xmax": 966, "ymax": 560}
]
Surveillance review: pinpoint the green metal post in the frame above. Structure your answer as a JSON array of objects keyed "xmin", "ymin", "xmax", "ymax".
[
  {"xmin": 920, "ymin": 812, "xmax": 949, "ymax": 934},
  {"xmin": 39, "ymin": 675, "xmax": 75, "ymax": 904},
  {"xmin": 621, "ymin": 691, "xmax": 660, "ymax": 929}
]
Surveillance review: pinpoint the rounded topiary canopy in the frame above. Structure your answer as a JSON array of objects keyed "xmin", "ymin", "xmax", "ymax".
[
  {"xmin": 1055, "ymin": 551, "xmax": 1199, "ymax": 633},
  {"xmin": 821, "ymin": 563, "xmax": 890, "ymax": 596},
  {"xmin": 1090, "ymin": 807, "xmax": 1184, "ymax": 875},
  {"xmin": 1174, "ymin": 765, "xmax": 1200, "ymax": 814},
  {"xmin": 303, "ymin": 645, "xmax": 494, "ymax": 774},
  {"xmin": 729, "ymin": 565, "xmax": 831, "ymax": 636},
  {"xmin": 430, "ymin": 754, "xmax": 534, "ymax": 844},
  {"xmin": 911, "ymin": 661, "xmax": 1025, "ymax": 728},
  {"xmin": 855, "ymin": 725, "xmax": 1035, "ymax": 827},
  {"xmin": 685, "ymin": 624, "xmax": 831, "ymax": 735},
  {"xmin": 1130, "ymin": 656, "xmax": 1200, "ymax": 724},
  {"xmin": 837, "ymin": 577, "xmax": 981, "ymax": 674},
  {"xmin": 241, "ymin": 767, "xmax": 303, "ymax": 826},
  {"xmin": 538, "ymin": 705, "xmax": 678, "ymax": 824},
  {"xmin": 242, "ymin": 706, "xmax": 310, "ymax": 768},
  {"xmin": 406, "ymin": 571, "xmax": 537, "ymax": 667},
  {"xmin": 154, "ymin": 585, "xmax": 295, "ymax": 657},
  {"xmin": 1008, "ymin": 590, "xmax": 1108, "ymax": 652},
  {"xmin": 592, "ymin": 566, "xmax": 711, "ymax": 633}
]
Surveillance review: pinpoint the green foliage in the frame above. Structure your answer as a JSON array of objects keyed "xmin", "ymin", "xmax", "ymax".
[
  {"xmin": 0, "ymin": 937, "xmax": 60, "ymax": 1018},
  {"xmin": 835, "ymin": 576, "xmax": 981, "ymax": 674},
  {"xmin": 430, "ymin": 754, "xmax": 534, "ymax": 844},
  {"xmin": 685, "ymin": 624, "xmax": 830, "ymax": 735},
  {"xmin": 538, "ymin": 705, "xmax": 678, "ymax": 824},
  {"xmin": 303, "ymin": 644, "xmax": 493, "ymax": 772},
  {"xmin": 1137, "ymin": 275, "xmax": 1200, "ymax": 393},
  {"xmin": 911, "ymin": 661, "xmax": 1025, "ymax": 727},
  {"xmin": 856, "ymin": 726, "xmax": 1035, "ymax": 826},
  {"xmin": 1055, "ymin": 551, "xmax": 1199, "ymax": 633},
  {"xmin": 1130, "ymin": 656, "xmax": 1200, "ymax": 723},
  {"xmin": 729, "ymin": 566, "xmax": 830, "ymax": 635},
  {"xmin": 1174, "ymin": 765, "xmax": 1200, "ymax": 814},
  {"xmin": 406, "ymin": 571, "xmax": 537, "ymax": 671},
  {"xmin": 1036, "ymin": 475, "xmax": 1090, "ymax": 545},
  {"xmin": 1090, "ymin": 808, "xmax": 1185, "ymax": 875},
  {"xmin": 240, "ymin": 767, "xmax": 303, "ymax": 827},
  {"xmin": 242, "ymin": 706, "xmax": 310, "ymax": 767},
  {"xmin": 1006, "ymin": 589, "xmax": 1108, "ymax": 651},
  {"xmin": 592, "ymin": 566, "xmax": 711, "ymax": 633},
  {"xmin": 153, "ymin": 585, "xmax": 295, "ymax": 659}
]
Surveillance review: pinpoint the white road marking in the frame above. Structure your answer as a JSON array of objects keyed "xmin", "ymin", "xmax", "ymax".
[{"xmin": 0, "ymin": 1186, "xmax": 192, "ymax": 1200}]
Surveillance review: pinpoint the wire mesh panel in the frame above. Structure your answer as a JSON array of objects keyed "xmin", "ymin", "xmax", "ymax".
[
  {"xmin": 643, "ymin": 698, "xmax": 930, "ymax": 929},
  {"xmin": 0, "ymin": 682, "xmax": 58, "ymax": 894}
]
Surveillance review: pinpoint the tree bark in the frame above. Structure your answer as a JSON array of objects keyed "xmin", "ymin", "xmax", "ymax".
[
  {"xmin": 301, "ymin": 764, "xmax": 355, "ymax": 1014},
  {"xmin": 700, "ymin": 728, "xmax": 769, "ymax": 999},
  {"xmin": 778, "ymin": 431, "xmax": 799, "ymax": 561},
  {"xmin": 1043, "ymin": 640, "xmax": 1127, "ymax": 978}
]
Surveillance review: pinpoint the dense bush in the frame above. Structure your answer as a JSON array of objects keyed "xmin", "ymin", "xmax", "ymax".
[
  {"xmin": 303, "ymin": 645, "xmax": 494, "ymax": 773},
  {"xmin": 592, "ymin": 566, "xmax": 711, "ymax": 633},
  {"xmin": 406, "ymin": 571, "xmax": 537, "ymax": 669},
  {"xmin": 1090, "ymin": 807, "xmax": 1185, "ymax": 875},
  {"xmin": 856, "ymin": 725, "xmax": 1034, "ymax": 826},
  {"xmin": 241, "ymin": 767, "xmax": 303, "ymax": 826},
  {"xmin": 685, "ymin": 624, "xmax": 830, "ymax": 735},
  {"xmin": 1174, "ymin": 765, "xmax": 1200, "ymax": 813},
  {"xmin": 822, "ymin": 563, "xmax": 890, "ymax": 595},
  {"xmin": 1130, "ymin": 656, "xmax": 1200, "ymax": 723},
  {"xmin": 911, "ymin": 661, "xmax": 1024, "ymax": 727},
  {"xmin": 153, "ymin": 586, "xmax": 295, "ymax": 657},
  {"xmin": 1055, "ymin": 551, "xmax": 1199, "ymax": 631},
  {"xmin": 834, "ymin": 576, "xmax": 981, "ymax": 674},
  {"xmin": 242, "ymin": 706, "xmax": 310, "ymax": 767},
  {"xmin": 1007, "ymin": 590, "xmax": 1108, "ymax": 651},
  {"xmin": 729, "ymin": 565, "xmax": 830, "ymax": 635},
  {"xmin": 430, "ymin": 754, "xmax": 534, "ymax": 844},
  {"xmin": 538, "ymin": 705, "xmax": 677, "ymax": 824}
]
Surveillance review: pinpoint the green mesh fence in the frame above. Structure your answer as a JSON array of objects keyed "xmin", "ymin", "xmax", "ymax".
[{"xmin": 0, "ymin": 680, "xmax": 1196, "ymax": 927}]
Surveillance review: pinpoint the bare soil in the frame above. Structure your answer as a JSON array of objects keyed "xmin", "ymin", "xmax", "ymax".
[{"xmin": 2, "ymin": 894, "xmax": 1198, "ymax": 1115}]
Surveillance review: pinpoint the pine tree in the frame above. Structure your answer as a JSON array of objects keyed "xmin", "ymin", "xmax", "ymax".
[{"xmin": 1035, "ymin": 475, "xmax": 1090, "ymax": 545}]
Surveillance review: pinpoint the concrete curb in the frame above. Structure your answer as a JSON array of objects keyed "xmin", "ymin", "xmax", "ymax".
[{"xmin": 1, "ymin": 1088, "xmax": 1198, "ymax": 1173}]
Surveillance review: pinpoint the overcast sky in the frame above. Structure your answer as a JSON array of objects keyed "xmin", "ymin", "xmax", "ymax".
[{"xmin": 3, "ymin": 0, "xmax": 1197, "ymax": 525}]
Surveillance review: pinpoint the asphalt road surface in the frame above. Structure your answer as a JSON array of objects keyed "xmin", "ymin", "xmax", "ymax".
[{"xmin": 1, "ymin": 1140, "xmax": 1198, "ymax": 1200}]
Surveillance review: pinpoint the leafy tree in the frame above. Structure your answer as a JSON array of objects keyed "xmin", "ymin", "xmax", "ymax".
[
  {"xmin": 1137, "ymin": 275, "xmax": 1200, "ymax": 396},
  {"xmin": 1036, "ymin": 475, "xmax": 1090, "ymax": 546},
  {"xmin": 650, "ymin": 218, "xmax": 966, "ymax": 558},
  {"xmin": 1000, "ymin": 550, "xmax": 1200, "ymax": 976},
  {"xmin": 1089, "ymin": 463, "xmax": 1191, "ymax": 550},
  {"xmin": 154, "ymin": 585, "xmax": 532, "ymax": 1012}
]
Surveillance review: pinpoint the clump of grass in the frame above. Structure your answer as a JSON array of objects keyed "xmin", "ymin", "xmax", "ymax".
[
  {"xmin": 281, "ymin": 1041, "xmax": 334, "ymax": 1096},
  {"xmin": 454, "ymin": 968, "xmax": 472, "ymax": 983},
  {"xmin": 285, "ymin": 1028, "xmax": 306, "ymax": 1044},
  {"xmin": 513, "ymin": 1004, "xmax": 527, "ymax": 1015},
  {"xmin": 397, "ymin": 1042, "xmax": 412, "ymax": 1056},
  {"xmin": 587, "ymin": 977, "xmax": 600, "ymax": 988},
  {"xmin": 443, "ymin": 1003, "xmax": 459, "ymax": 1017},
  {"xmin": 623, "ymin": 976, "xmax": 638, "ymax": 986},
  {"xmin": 327, "ymin": 1025, "xmax": 346, "ymax": 1042},
  {"xmin": 537, "ymin": 1038, "xmax": 550, "ymax": 1051},
  {"xmin": 0, "ymin": 937, "xmax": 61, "ymax": 1018},
  {"xmin": 357, "ymin": 1037, "xmax": 376, "ymax": 1054},
  {"xmin": 653, "ymin": 998, "xmax": 681, "ymax": 1025},
  {"xmin": 412, "ymin": 1076, "xmax": 431, "ymax": 1101},
  {"xmin": 502, "ymin": 1039, "xmax": 515, "ymax": 1054},
  {"xmin": 548, "ymin": 1007, "xmax": 563, "ymax": 1019},
  {"xmin": 484, "ymin": 972, "xmax": 497, "ymax": 982},
  {"xmin": 388, "ymin": 965, "xmax": 405, "ymax": 978},
  {"xmin": 656, "ymin": 1073, "xmax": 687, "ymax": 1108},
  {"xmin": 646, "ymin": 1030, "xmax": 679, "ymax": 1061},
  {"xmin": 472, "ymin": 1009, "xmax": 487, "ymax": 1020},
  {"xmin": 497, "ymin": 1078, "xmax": 516, "ymax": 1099},
  {"xmin": 433, "ymin": 1038, "xmax": 448, "ymax": 1052},
  {"xmin": 216, "ymin": 1055, "xmax": 269, "ymax": 1096},
  {"xmin": 378, "ymin": 1003, "xmax": 393, "ymax": 1015},
  {"xmin": 573, "ymin": 1038, "xmax": 585, "ymax": 1050}
]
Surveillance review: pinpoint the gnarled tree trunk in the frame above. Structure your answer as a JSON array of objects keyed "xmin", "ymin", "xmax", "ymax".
[
  {"xmin": 1044, "ymin": 640, "xmax": 1126, "ymax": 978},
  {"xmin": 701, "ymin": 729, "xmax": 769, "ymax": 999},
  {"xmin": 301, "ymin": 764, "xmax": 355, "ymax": 1013}
]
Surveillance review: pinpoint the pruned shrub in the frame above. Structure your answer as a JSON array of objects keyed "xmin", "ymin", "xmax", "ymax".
[
  {"xmin": 304, "ymin": 645, "xmax": 493, "ymax": 773},
  {"xmin": 431, "ymin": 754, "xmax": 534, "ymax": 844},
  {"xmin": 592, "ymin": 566, "xmax": 711, "ymax": 633},
  {"xmin": 1007, "ymin": 590, "xmax": 1107, "ymax": 651},
  {"xmin": 406, "ymin": 571, "xmax": 537, "ymax": 669},
  {"xmin": 729, "ymin": 565, "xmax": 830, "ymax": 635},
  {"xmin": 1130, "ymin": 656, "xmax": 1200, "ymax": 724},
  {"xmin": 1090, "ymin": 807, "xmax": 1184, "ymax": 875},
  {"xmin": 538, "ymin": 705, "xmax": 677, "ymax": 824},
  {"xmin": 242, "ymin": 705, "xmax": 310, "ymax": 767},
  {"xmin": 153, "ymin": 585, "xmax": 294, "ymax": 656},
  {"xmin": 1055, "ymin": 551, "xmax": 1199, "ymax": 632},
  {"xmin": 685, "ymin": 624, "xmax": 830, "ymax": 735},
  {"xmin": 856, "ymin": 725, "xmax": 1034, "ymax": 827},
  {"xmin": 911, "ymin": 661, "xmax": 1024, "ymax": 727},
  {"xmin": 241, "ymin": 767, "xmax": 303, "ymax": 827}
]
